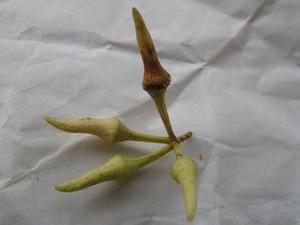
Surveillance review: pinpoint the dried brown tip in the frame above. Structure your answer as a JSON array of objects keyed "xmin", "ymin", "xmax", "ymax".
[{"xmin": 132, "ymin": 7, "xmax": 171, "ymax": 90}]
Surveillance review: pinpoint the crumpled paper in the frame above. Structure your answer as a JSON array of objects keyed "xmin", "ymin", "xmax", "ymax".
[{"xmin": 1, "ymin": 1, "xmax": 300, "ymax": 225}]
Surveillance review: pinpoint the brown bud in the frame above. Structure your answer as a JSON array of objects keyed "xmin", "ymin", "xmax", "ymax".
[{"xmin": 132, "ymin": 7, "xmax": 171, "ymax": 90}]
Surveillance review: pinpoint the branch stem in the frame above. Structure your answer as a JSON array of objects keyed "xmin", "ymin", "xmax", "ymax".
[{"xmin": 135, "ymin": 131, "xmax": 192, "ymax": 168}]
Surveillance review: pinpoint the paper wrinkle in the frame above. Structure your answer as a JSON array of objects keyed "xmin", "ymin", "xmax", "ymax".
[
  {"xmin": 0, "ymin": 170, "xmax": 28, "ymax": 191},
  {"xmin": 12, "ymin": 15, "xmax": 260, "ymax": 68},
  {"xmin": 18, "ymin": 27, "xmax": 109, "ymax": 49},
  {"xmin": 158, "ymin": 41, "xmax": 205, "ymax": 64},
  {"xmin": 15, "ymin": 26, "xmax": 143, "ymax": 59},
  {"xmin": 167, "ymin": 64, "xmax": 205, "ymax": 98},
  {"xmin": 200, "ymin": 0, "xmax": 278, "ymax": 69},
  {"xmin": 204, "ymin": 0, "xmax": 266, "ymax": 67},
  {"xmin": 4, "ymin": 6, "xmax": 265, "ymax": 69},
  {"xmin": 0, "ymin": 135, "xmax": 87, "ymax": 190},
  {"xmin": 134, "ymin": 216, "xmax": 187, "ymax": 225},
  {"xmin": 14, "ymin": 27, "xmax": 204, "ymax": 66},
  {"xmin": 258, "ymin": 70, "xmax": 300, "ymax": 100},
  {"xmin": 16, "ymin": 29, "xmax": 131, "ymax": 58},
  {"xmin": 245, "ymin": 0, "xmax": 275, "ymax": 24},
  {"xmin": 193, "ymin": 0, "xmax": 245, "ymax": 24},
  {"xmin": 203, "ymin": 126, "xmax": 294, "ymax": 154},
  {"xmin": 199, "ymin": 0, "xmax": 274, "ymax": 24},
  {"xmin": 0, "ymin": 114, "xmax": 11, "ymax": 129}
]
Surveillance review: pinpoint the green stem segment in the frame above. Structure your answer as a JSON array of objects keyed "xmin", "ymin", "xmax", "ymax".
[
  {"xmin": 127, "ymin": 130, "xmax": 171, "ymax": 144},
  {"xmin": 174, "ymin": 144, "xmax": 183, "ymax": 159},
  {"xmin": 147, "ymin": 89, "xmax": 186, "ymax": 159},
  {"xmin": 147, "ymin": 89, "xmax": 177, "ymax": 142},
  {"xmin": 136, "ymin": 131, "xmax": 192, "ymax": 167}
]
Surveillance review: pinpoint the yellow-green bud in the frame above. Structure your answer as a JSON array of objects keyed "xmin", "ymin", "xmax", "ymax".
[
  {"xmin": 44, "ymin": 116, "xmax": 171, "ymax": 144},
  {"xmin": 171, "ymin": 156, "xmax": 198, "ymax": 221},
  {"xmin": 55, "ymin": 155, "xmax": 139, "ymax": 192},
  {"xmin": 45, "ymin": 116, "xmax": 129, "ymax": 144}
]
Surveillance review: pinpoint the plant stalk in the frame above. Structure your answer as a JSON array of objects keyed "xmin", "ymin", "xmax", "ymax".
[{"xmin": 136, "ymin": 131, "xmax": 192, "ymax": 168}]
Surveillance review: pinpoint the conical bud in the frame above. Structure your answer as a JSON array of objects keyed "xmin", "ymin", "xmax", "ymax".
[
  {"xmin": 55, "ymin": 155, "xmax": 139, "ymax": 192},
  {"xmin": 45, "ymin": 116, "xmax": 130, "ymax": 144},
  {"xmin": 132, "ymin": 7, "xmax": 171, "ymax": 91},
  {"xmin": 171, "ymin": 156, "xmax": 198, "ymax": 221},
  {"xmin": 45, "ymin": 116, "xmax": 173, "ymax": 144}
]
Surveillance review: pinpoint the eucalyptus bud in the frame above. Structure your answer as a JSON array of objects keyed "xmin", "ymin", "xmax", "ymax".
[
  {"xmin": 55, "ymin": 155, "xmax": 139, "ymax": 192},
  {"xmin": 132, "ymin": 7, "xmax": 171, "ymax": 91},
  {"xmin": 171, "ymin": 156, "xmax": 198, "ymax": 221},
  {"xmin": 45, "ymin": 116, "xmax": 172, "ymax": 144}
]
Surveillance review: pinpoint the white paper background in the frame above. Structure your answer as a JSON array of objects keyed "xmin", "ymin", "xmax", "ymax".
[{"xmin": 1, "ymin": 1, "xmax": 300, "ymax": 225}]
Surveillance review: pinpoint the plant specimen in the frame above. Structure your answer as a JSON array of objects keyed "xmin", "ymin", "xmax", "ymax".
[{"xmin": 45, "ymin": 7, "xmax": 199, "ymax": 222}]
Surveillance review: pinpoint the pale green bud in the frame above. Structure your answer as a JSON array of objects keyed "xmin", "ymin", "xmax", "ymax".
[
  {"xmin": 44, "ymin": 116, "xmax": 171, "ymax": 144},
  {"xmin": 171, "ymin": 156, "xmax": 198, "ymax": 222},
  {"xmin": 55, "ymin": 155, "xmax": 139, "ymax": 192}
]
